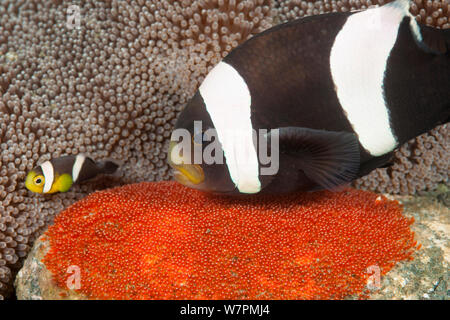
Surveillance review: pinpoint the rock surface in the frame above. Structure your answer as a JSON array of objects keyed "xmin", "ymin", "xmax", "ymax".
[
  {"xmin": 367, "ymin": 188, "xmax": 449, "ymax": 300},
  {"xmin": 15, "ymin": 190, "xmax": 449, "ymax": 300},
  {"xmin": 14, "ymin": 236, "xmax": 86, "ymax": 300}
]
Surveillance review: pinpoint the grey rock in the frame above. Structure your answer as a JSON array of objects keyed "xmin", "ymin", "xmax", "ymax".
[
  {"xmin": 367, "ymin": 190, "xmax": 449, "ymax": 300},
  {"xmin": 14, "ymin": 235, "xmax": 86, "ymax": 300}
]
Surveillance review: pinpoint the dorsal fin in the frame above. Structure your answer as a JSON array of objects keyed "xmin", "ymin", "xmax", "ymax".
[
  {"xmin": 415, "ymin": 24, "xmax": 450, "ymax": 55},
  {"xmin": 391, "ymin": 0, "xmax": 449, "ymax": 55}
]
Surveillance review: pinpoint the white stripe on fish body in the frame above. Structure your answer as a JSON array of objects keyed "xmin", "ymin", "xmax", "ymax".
[
  {"xmin": 41, "ymin": 160, "xmax": 54, "ymax": 193},
  {"xmin": 199, "ymin": 61, "xmax": 261, "ymax": 194},
  {"xmin": 394, "ymin": 0, "xmax": 423, "ymax": 43},
  {"xmin": 72, "ymin": 154, "xmax": 86, "ymax": 183},
  {"xmin": 329, "ymin": 0, "xmax": 418, "ymax": 156}
]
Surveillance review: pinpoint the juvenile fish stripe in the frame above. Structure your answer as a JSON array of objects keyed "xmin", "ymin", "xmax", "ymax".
[
  {"xmin": 41, "ymin": 161, "xmax": 54, "ymax": 193},
  {"xmin": 199, "ymin": 61, "xmax": 261, "ymax": 194},
  {"xmin": 72, "ymin": 154, "xmax": 86, "ymax": 183},
  {"xmin": 329, "ymin": 1, "xmax": 411, "ymax": 156}
]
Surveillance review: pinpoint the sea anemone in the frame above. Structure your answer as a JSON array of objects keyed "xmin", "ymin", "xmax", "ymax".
[
  {"xmin": 42, "ymin": 181, "xmax": 417, "ymax": 300},
  {"xmin": 0, "ymin": 0, "xmax": 273, "ymax": 299}
]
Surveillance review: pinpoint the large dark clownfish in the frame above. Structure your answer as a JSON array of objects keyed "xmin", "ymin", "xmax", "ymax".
[
  {"xmin": 168, "ymin": 0, "xmax": 450, "ymax": 195},
  {"xmin": 25, "ymin": 154, "xmax": 119, "ymax": 194}
]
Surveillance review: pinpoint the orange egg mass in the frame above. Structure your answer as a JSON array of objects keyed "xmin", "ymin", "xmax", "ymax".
[{"xmin": 42, "ymin": 181, "xmax": 417, "ymax": 299}]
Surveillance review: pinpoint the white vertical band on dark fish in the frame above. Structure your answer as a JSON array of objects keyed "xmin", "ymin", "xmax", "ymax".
[
  {"xmin": 199, "ymin": 61, "xmax": 261, "ymax": 194},
  {"xmin": 41, "ymin": 160, "xmax": 54, "ymax": 193},
  {"xmin": 399, "ymin": 0, "xmax": 423, "ymax": 44},
  {"xmin": 72, "ymin": 154, "xmax": 86, "ymax": 183},
  {"xmin": 329, "ymin": 0, "xmax": 416, "ymax": 156}
]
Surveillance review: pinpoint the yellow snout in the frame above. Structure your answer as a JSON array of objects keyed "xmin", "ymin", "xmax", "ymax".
[
  {"xmin": 25, "ymin": 171, "xmax": 45, "ymax": 193},
  {"xmin": 168, "ymin": 141, "xmax": 205, "ymax": 186}
]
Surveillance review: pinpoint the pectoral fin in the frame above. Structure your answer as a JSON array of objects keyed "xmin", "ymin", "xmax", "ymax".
[
  {"xmin": 266, "ymin": 127, "xmax": 361, "ymax": 190},
  {"xmin": 49, "ymin": 173, "xmax": 73, "ymax": 193}
]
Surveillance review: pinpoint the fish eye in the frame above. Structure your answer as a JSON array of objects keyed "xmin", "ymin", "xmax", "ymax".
[{"xmin": 34, "ymin": 175, "xmax": 44, "ymax": 185}]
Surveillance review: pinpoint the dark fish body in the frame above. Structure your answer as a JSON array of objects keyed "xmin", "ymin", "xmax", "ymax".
[
  {"xmin": 225, "ymin": 10, "xmax": 449, "ymax": 163},
  {"xmin": 169, "ymin": 0, "xmax": 450, "ymax": 195}
]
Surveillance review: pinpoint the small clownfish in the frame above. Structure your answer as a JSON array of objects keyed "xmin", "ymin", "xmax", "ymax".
[
  {"xmin": 25, "ymin": 154, "xmax": 119, "ymax": 194},
  {"xmin": 168, "ymin": 0, "xmax": 450, "ymax": 195}
]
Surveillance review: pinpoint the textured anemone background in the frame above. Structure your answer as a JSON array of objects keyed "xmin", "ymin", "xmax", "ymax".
[{"xmin": 0, "ymin": 0, "xmax": 448, "ymax": 299}]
